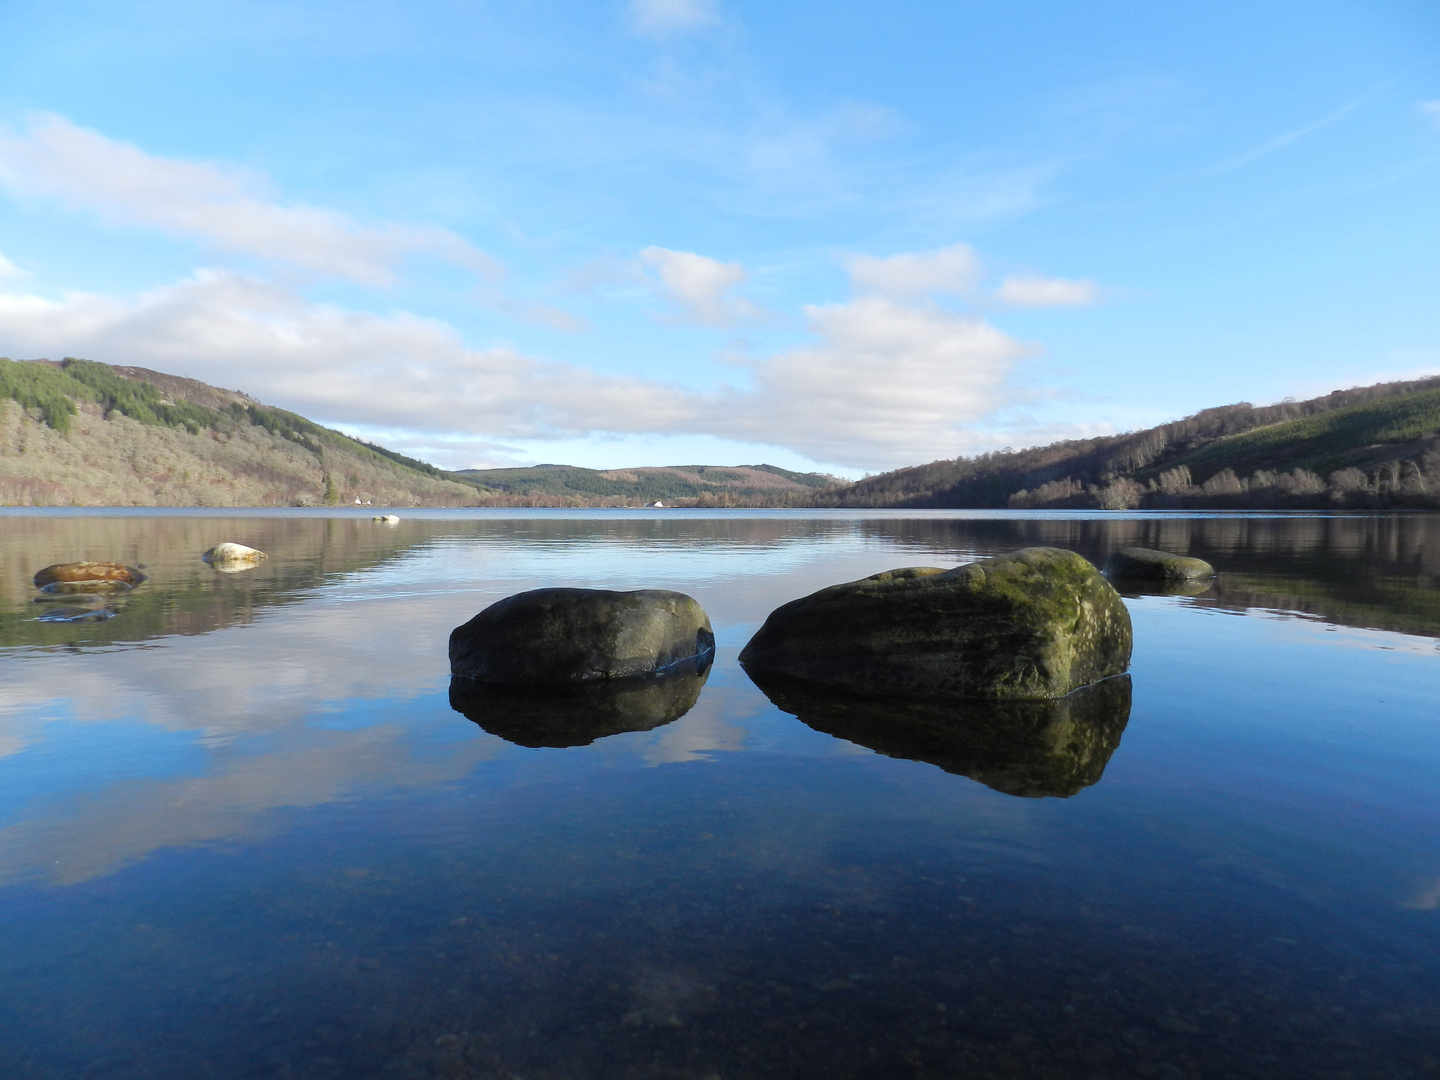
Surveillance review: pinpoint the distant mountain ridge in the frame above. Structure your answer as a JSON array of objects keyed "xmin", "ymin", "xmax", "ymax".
[
  {"xmin": 453, "ymin": 463, "xmax": 838, "ymax": 506},
  {"xmin": 819, "ymin": 374, "xmax": 1440, "ymax": 510}
]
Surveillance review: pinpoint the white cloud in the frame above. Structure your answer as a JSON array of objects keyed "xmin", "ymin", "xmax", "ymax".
[
  {"xmin": 0, "ymin": 252, "xmax": 29, "ymax": 280},
  {"xmin": 639, "ymin": 246, "xmax": 765, "ymax": 326},
  {"xmin": 0, "ymin": 271, "xmax": 1033, "ymax": 471},
  {"xmin": 0, "ymin": 113, "xmax": 499, "ymax": 286},
  {"xmin": 629, "ymin": 0, "xmax": 719, "ymax": 37},
  {"xmin": 995, "ymin": 275, "xmax": 1099, "ymax": 308},
  {"xmin": 0, "ymin": 270, "xmax": 692, "ymax": 439},
  {"xmin": 846, "ymin": 243, "xmax": 979, "ymax": 299},
  {"xmin": 714, "ymin": 296, "xmax": 1032, "ymax": 467},
  {"xmin": 1423, "ymin": 101, "xmax": 1440, "ymax": 129}
]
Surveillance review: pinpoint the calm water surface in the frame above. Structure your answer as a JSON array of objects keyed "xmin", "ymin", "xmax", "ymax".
[{"xmin": 0, "ymin": 510, "xmax": 1437, "ymax": 1079}]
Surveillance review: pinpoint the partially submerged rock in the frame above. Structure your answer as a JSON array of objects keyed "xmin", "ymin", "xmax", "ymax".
[
  {"xmin": 739, "ymin": 547, "xmax": 1131, "ymax": 700},
  {"xmin": 748, "ymin": 671, "xmax": 1131, "ymax": 798},
  {"xmin": 33, "ymin": 562, "xmax": 147, "ymax": 593},
  {"xmin": 203, "ymin": 542, "xmax": 268, "ymax": 571},
  {"xmin": 450, "ymin": 653, "xmax": 712, "ymax": 748},
  {"xmin": 1103, "ymin": 547, "xmax": 1214, "ymax": 582},
  {"xmin": 449, "ymin": 587, "xmax": 716, "ymax": 685},
  {"xmin": 374, "ymin": 514, "xmax": 400, "ymax": 524}
]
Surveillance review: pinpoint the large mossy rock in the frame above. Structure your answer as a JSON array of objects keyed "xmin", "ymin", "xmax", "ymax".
[
  {"xmin": 749, "ymin": 670, "xmax": 1131, "ymax": 798},
  {"xmin": 738, "ymin": 547, "xmax": 1131, "ymax": 700},
  {"xmin": 1103, "ymin": 547, "xmax": 1214, "ymax": 582},
  {"xmin": 449, "ymin": 653, "xmax": 712, "ymax": 748},
  {"xmin": 449, "ymin": 587, "xmax": 715, "ymax": 685}
]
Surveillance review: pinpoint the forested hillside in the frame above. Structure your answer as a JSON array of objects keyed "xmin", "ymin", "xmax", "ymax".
[
  {"xmin": 819, "ymin": 375, "xmax": 1440, "ymax": 510},
  {"xmin": 453, "ymin": 463, "xmax": 837, "ymax": 507},
  {"xmin": 0, "ymin": 357, "xmax": 482, "ymax": 506}
]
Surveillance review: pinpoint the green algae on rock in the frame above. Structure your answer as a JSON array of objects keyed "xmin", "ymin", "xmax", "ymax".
[
  {"xmin": 449, "ymin": 587, "xmax": 715, "ymax": 685},
  {"xmin": 738, "ymin": 547, "xmax": 1131, "ymax": 700},
  {"xmin": 1103, "ymin": 546, "xmax": 1215, "ymax": 582}
]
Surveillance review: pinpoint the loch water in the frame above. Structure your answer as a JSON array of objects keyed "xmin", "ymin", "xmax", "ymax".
[{"xmin": 0, "ymin": 509, "xmax": 1437, "ymax": 1080}]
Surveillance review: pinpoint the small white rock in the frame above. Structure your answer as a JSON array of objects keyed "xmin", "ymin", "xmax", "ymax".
[
  {"xmin": 373, "ymin": 514, "xmax": 400, "ymax": 523},
  {"xmin": 203, "ymin": 542, "xmax": 268, "ymax": 571}
]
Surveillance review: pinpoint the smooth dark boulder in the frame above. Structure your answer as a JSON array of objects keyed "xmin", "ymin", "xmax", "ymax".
[
  {"xmin": 1103, "ymin": 547, "xmax": 1214, "ymax": 582},
  {"xmin": 739, "ymin": 547, "xmax": 1131, "ymax": 700},
  {"xmin": 450, "ymin": 653, "xmax": 712, "ymax": 748},
  {"xmin": 449, "ymin": 587, "xmax": 715, "ymax": 685},
  {"xmin": 749, "ymin": 670, "xmax": 1131, "ymax": 798},
  {"xmin": 33, "ymin": 562, "xmax": 147, "ymax": 592}
]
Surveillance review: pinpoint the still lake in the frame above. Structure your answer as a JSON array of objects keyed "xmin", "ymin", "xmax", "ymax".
[{"xmin": 0, "ymin": 509, "xmax": 1437, "ymax": 1080}]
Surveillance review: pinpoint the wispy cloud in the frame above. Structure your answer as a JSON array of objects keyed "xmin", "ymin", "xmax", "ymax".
[
  {"xmin": 1422, "ymin": 101, "xmax": 1440, "ymax": 130},
  {"xmin": 846, "ymin": 243, "xmax": 979, "ymax": 299},
  {"xmin": 1214, "ymin": 81, "xmax": 1395, "ymax": 173},
  {"xmin": 0, "ymin": 252, "xmax": 29, "ymax": 280},
  {"xmin": 995, "ymin": 275, "xmax": 1099, "ymax": 308},
  {"xmin": 639, "ymin": 246, "xmax": 766, "ymax": 326},
  {"xmin": 0, "ymin": 113, "xmax": 500, "ymax": 286},
  {"xmin": 629, "ymin": 0, "xmax": 719, "ymax": 38}
]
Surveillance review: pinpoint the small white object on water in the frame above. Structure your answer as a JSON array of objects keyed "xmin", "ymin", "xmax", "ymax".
[
  {"xmin": 651, "ymin": 501, "xmax": 665, "ymax": 508},
  {"xmin": 203, "ymin": 542, "xmax": 268, "ymax": 573},
  {"xmin": 373, "ymin": 514, "xmax": 401, "ymax": 523}
]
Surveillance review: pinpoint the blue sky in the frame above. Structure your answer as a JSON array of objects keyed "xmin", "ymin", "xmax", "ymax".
[{"xmin": 0, "ymin": 0, "xmax": 1436, "ymax": 476}]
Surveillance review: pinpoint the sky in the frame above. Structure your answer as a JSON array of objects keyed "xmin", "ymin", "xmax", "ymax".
[{"xmin": 0, "ymin": 0, "xmax": 1436, "ymax": 477}]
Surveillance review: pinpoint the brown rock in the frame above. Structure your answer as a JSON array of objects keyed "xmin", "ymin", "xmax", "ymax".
[{"xmin": 33, "ymin": 562, "xmax": 147, "ymax": 591}]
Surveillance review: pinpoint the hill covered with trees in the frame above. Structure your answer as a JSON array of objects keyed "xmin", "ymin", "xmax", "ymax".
[
  {"xmin": 0, "ymin": 357, "xmax": 483, "ymax": 506},
  {"xmin": 452, "ymin": 463, "xmax": 837, "ymax": 507},
  {"xmin": 819, "ymin": 375, "xmax": 1440, "ymax": 510}
]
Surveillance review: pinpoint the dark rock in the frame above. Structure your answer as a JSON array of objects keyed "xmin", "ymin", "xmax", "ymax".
[
  {"xmin": 747, "ymin": 670, "xmax": 1130, "ymax": 798},
  {"xmin": 1103, "ymin": 547, "xmax": 1214, "ymax": 582},
  {"xmin": 738, "ymin": 547, "xmax": 1131, "ymax": 700},
  {"xmin": 449, "ymin": 587, "xmax": 715, "ymax": 685},
  {"xmin": 450, "ymin": 652, "xmax": 712, "ymax": 748},
  {"xmin": 33, "ymin": 562, "xmax": 147, "ymax": 592}
]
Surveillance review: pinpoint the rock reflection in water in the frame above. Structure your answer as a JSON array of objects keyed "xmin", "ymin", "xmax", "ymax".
[
  {"xmin": 449, "ymin": 654, "xmax": 713, "ymax": 748},
  {"xmin": 749, "ymin": 672, "xmax": 1131, "ymax": 797},
  {"xmin": 1110, "ymin": 577, "xmax": 1214, "ymax": 598}
]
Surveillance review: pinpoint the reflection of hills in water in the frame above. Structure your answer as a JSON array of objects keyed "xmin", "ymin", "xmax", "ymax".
[
  {"xmin": 749, "ymin": 671, "xmax": 1132, "ymax": 798},
  {"xmin": 855, "ymin": 515, "xmax": 1440, "ymax": 640},
  {"xmin": 0, "ymin": 516, "xmax": 459, "ymax": 649},
  {"xmin": 449, "ymin": 655, "xmax": 713, "ymax": 748},
  {"xmin": 5, "ymin": 511, "xmax": 1439, "ymax": 647}
]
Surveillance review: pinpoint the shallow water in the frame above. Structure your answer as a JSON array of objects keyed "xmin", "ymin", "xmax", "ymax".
[{"xmin": 0, "ymin": 509, "xmax": 1437, "ymax": 1079}]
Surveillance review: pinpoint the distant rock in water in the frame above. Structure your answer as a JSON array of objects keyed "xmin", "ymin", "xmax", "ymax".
[
  {"xmin": 1103, "ymin": 547, "xmax": 1214, "ymax": 582},
  {"xmin": 449, "ymin": 587, "xmax": 715, "ymax": 685},
  {"xmin": 33, "ymin": 561, "xmax": 147, "ymax": 592},
  {"xmin": 739, "ymin": 547, "xmax": 1131, "ymax": 700},
  {"xmin": 748, "ymin": 670, "xmax": 1132, "ymax": 798},
  {"xmin": 203, "ymin": 542, "xmax": 267, "ymax": 571},
  {"xmin": 450, "ymin": 653, "xmax": 712, "ymax": 748}
]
